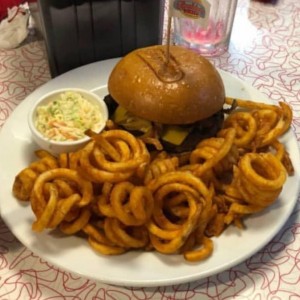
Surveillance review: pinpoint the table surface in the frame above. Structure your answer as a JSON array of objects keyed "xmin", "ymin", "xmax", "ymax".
[{"xmin": 1, "ymin": 0, "xmax": 300, "ymax": 299}]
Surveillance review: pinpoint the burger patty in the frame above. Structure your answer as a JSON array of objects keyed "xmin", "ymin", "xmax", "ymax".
[
  {"xmin": 103, "ymin": 94, "xmax": 224, "ymax": 153},
  {"xmin": 161, "ymin": 111, "xmax": 224, "ymax": 153}
]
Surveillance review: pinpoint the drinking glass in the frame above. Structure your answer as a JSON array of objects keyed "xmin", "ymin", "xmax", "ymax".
[{"xmin": 172, "ymin": 0, "xmax": 238, "ymax": 56}]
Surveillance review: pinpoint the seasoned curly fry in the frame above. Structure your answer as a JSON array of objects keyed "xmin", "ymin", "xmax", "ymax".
[
  {"xmin": 12, "ymin": 98, "xmax": 294, "ymax": 263},
  {"xmin": 13, "ymin": 151, "xmax": 59, "ymax": 201},
  {"xmin": 143, "ymin": 153, "xmax": 179, "ymax": 184}
]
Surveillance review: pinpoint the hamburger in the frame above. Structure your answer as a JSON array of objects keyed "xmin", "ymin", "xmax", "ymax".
[{"xmin": 104, "ymin": 45, "xmax": 226, "ymax": 153}]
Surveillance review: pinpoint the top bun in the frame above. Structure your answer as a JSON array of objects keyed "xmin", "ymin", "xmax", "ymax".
[{"xmin": 108, "ymin": 45, "xmax": 225, "ymax": 124}]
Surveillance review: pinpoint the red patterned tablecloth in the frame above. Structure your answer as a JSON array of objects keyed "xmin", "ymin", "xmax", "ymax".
[{"xmin": 0, "ymin": 0, "xmax": 300, "ymax": 299}]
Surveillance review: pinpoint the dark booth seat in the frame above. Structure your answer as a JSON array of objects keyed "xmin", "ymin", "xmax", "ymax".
[{"xmin": 38, "ymin": 0, "xmax": 164, "ymax": 77}]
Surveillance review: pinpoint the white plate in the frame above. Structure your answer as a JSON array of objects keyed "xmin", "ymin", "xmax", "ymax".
[{"xmin": 0, "ymin": 59, "xmax": 299, "ymax": 287}]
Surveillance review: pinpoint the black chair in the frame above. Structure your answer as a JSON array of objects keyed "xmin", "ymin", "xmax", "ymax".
[{"xmin": 38, "ymin": 0, "xmax": 165, "ymax": 77}]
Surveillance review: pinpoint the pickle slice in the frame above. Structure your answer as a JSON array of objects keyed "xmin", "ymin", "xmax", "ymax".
[{"xmin": 113, "ymin": 106, "xmax": 152, "ymax": 134}]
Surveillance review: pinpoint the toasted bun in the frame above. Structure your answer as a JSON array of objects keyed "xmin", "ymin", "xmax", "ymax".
[{"xmin": 108, "ymin": 45, "xmax": 225, "ymax": 124}]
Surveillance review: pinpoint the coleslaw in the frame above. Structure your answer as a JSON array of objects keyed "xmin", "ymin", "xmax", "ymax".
[{"xmin": 35, "ymin": 91, "xmax": 103, "ymax": 141}]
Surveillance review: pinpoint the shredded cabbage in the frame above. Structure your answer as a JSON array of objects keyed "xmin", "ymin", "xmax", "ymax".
[{"xmin": 35, "ymin": 91, "xmax": 103, "ymax": 141}]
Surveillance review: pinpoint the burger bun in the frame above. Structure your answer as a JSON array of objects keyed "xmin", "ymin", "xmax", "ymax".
[{"xmin": 108, "ymin": 45, "xmax": 225, "ymax": 124}]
